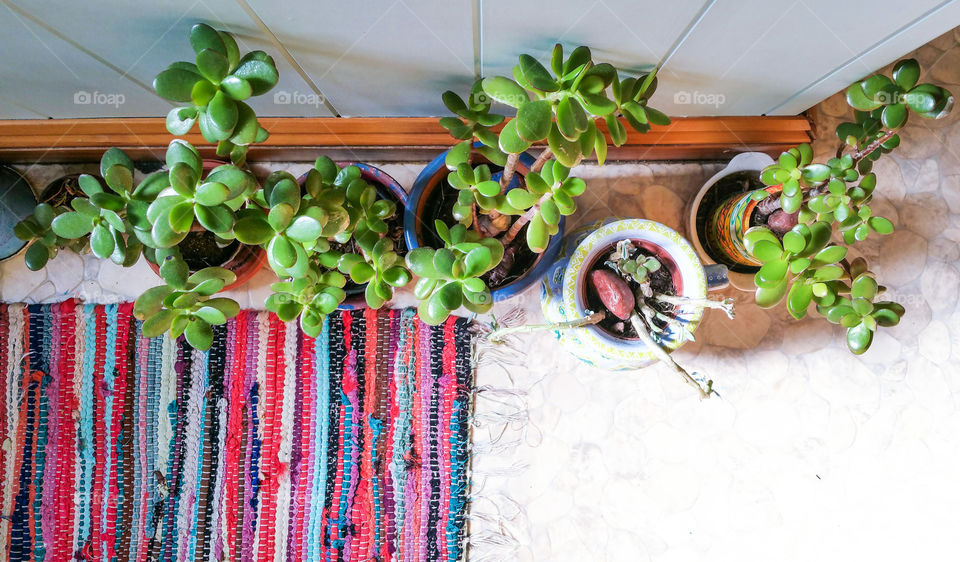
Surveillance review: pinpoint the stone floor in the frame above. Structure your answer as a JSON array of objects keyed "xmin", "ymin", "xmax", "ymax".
[{"xmin": 4, "ymin": 28, "xmax": 960, "ymax": 562}]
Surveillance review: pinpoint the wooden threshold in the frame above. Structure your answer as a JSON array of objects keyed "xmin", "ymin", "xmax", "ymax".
[{"xmin": 0, "ymin": 116, "xmax": 813, "ymax": 164}]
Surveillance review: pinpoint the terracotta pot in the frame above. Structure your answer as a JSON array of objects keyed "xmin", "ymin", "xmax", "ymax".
[
  {"xmin": 404, "ymin": 143, "xmax": 564, "ymax": 302},
  {"xmin": 146, "ymin": 159, "xmax": 265, "ymax": 292}
]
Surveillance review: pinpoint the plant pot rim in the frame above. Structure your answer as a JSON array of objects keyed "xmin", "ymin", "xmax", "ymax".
[
  {"xmin": 565, "ymin": 219, "xmax": 707, "ymax": 363},
  {"xmin": 686, "ymin": 151, "xmax": 774, "ymax": 291},
  {"xmin": 404, "ymin": 142, "xmax": 564, "ymax": 301},
  {"xmin": 0, "ymin": 165, "xmax": 36, "ymax": 263}
]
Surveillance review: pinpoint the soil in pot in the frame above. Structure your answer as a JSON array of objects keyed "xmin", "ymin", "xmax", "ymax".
[
  {"xmin": 40, "ymin": 173, "xmax": 89, "ymax": 208},
  {"xmin": 179, "ymin": 231, "xmax": 241, "ymax": 270},
  {"xmin": 419, "ymin": 169, "xmax": 539, "ymax": 289},
  {"xmin": 585, "ymin": 240, "xmax": 678, "ymax": 340}
]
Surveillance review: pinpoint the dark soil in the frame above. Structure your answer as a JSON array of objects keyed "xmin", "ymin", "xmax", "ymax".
[
  {"xmin": 41, "ymin": 174, "xmax": 89, "ymax": 208},
  {"xmin": 180, "ymin": 230, "xmax": 240, "ymax": 270},
  {"xmin": 585, "ymin": 243, "xmax": 677, "ymax": 340},
  {"xmin": 419, "ymin": 172, "xmax": 538, "ymax": 290}
]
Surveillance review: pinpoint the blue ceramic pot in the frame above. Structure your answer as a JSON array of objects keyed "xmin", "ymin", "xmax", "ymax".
[{"xmin": 405, "ymin": 143, "xmax": 565, "ymax": 302}]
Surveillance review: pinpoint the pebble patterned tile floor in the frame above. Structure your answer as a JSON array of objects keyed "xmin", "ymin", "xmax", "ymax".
[{"xmin": 4, "ymin": 28, "xmax": 960, "ymax": 562}]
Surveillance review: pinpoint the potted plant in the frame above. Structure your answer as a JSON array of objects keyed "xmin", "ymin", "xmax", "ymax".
[
  {"xmin": 405, "ymin": 44, "xmax": 670, "ymax": 317},
  {"xmin": 528, "ymin": 219, "xmax": 732, "ymax": 398},
  {"xmin": 689, "ymin": 58, "xmax": 953, "ymax": 354},
  {"xmin": 13, "ymin": 23, "xmax": 412, "ymax": 349}
]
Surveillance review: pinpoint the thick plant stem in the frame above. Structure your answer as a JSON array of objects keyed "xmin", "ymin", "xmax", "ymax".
[
  {"xmin": 499, "ymin": 192, "xmax": 552, "ymax": 248},
  {"xmin": 471, "ymin": 203, "xmax": 489, "ymax": 237},
  {"xmin": 629, "ymin": 313, "xmax": 713, "ymax": 399},
  {"xmin": 853, "ymin": 129, "xmax": 898, "ymax": 162},
  {"xmin": 499, "ymin": 153, "xmax": 520, "ymax": 193},
  {"xmin": 531, "ymin": 147, "xmax": 553, "ymax": 173},
  {"xmin": 488, "ymin": 311, "xmax": 605, "ymax": 343}
]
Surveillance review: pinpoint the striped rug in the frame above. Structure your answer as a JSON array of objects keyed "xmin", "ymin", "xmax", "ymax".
[{"xmin": 0, "ymin": 301, "xmax": 475, "ymax": 561}]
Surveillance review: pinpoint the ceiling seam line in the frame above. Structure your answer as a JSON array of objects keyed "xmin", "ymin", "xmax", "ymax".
[
  {"xmin": 0, "ymin": 0, "xmax": 167, "ymax": 104},
  {"xmin": 0, "ymin": 93, "xmax": 49, "ymax": 119},
  {"xmin": 658, "ymin": 0, "xmax": 717, "ymax": 71},
  {"xmin": 234, "ymin": 0, "xmax": 341, "ymax": 117},
  {"xmin": 765, "ymin": 0, "xmax": 955, "ymax": 115},
  {"xmin": 472, "ymin": 0, "xmax": 483, "ymax": 81}
]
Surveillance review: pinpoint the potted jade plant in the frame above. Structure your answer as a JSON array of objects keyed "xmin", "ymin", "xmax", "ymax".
[
  {"xmin": 690, "ymin": 58, "xmax": 953, "ymax": 354},
  {"xmin": 13, "ymin": 23, "xmax": 412, "ymax": 349},
  {"xmin": 405, "ymin": 44, "xmax": 670, "ymax": 320}
]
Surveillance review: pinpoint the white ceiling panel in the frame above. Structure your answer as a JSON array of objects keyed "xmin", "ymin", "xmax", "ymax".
[
  {"xmin": 2, "ymin": 0, "xmax": 332, "ymax": 117},
  {"xmin": 482, "ymin": 0, "xmax": 708, "ymax": 81},
  {"xmin": 0, "ymin": 0, "xmax": 956, "ymax": 119},
  {"xmin": 0, "ymin": 2, "xmax": 161, "ymax": 118},
  {"xmin": 655, "ymin": 0, "xmax": 953, "ymax": 116},
  {"xmin": 250, "ymin": 0, "xmax": 475, "ymax": 116}
]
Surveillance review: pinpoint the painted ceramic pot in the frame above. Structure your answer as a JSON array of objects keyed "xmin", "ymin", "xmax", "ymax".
[
  {"xmin": 405, "ymin": 143, "xmax": 564, "ymax": 302},
  {"xmin": 299, "ymin": 162, "xmax": 407, "ymax": 311},
  {"xmin": 147, "ymin": 160, "xmax": 266, "ymax": 292},
  {"xmin": 541, "ymin": 218, "xmax": 728, "ymax": 371},
  {"xmin": 687, "ymin": 152, "xmax": 775, "ymax": 291}
]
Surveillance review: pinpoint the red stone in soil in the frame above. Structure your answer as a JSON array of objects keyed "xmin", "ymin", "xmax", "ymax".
[
  {"xmin": 767, "ymin": 210, "xmax": 799, "ymax": 234},
  {"xmin": 588, "ymin": 269, "xmax": 635, "ymax": 321}
]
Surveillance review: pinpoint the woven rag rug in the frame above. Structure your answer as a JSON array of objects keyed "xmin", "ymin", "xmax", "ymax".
[{"xmin": 0, "ymin": 300, "xmax": 475, "ymax": 561}]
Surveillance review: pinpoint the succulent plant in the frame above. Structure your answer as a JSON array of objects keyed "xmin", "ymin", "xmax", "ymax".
[
  {"xmin": 405, "ymin": 221, "xmax": 503, "ymax": 325},
  {"xmin": 14, "ymin": 24, "xmax": 410, "ymax": 348},
  {"xmin": 155, "ymin": 23, "xmax": 278, "ymax": 165},
  {"xmin": 746, "ymin": 58, "xmax": 951, "ymax": 354}
]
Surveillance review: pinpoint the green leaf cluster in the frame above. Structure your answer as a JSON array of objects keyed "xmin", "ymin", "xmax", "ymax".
[
  {"xmin": 154, "ymin": 23, "xmax": 277, "ymax": 165},
  {"xmin": 479, "ymin": 44, "xmax": 668, "ymax": 167},
  {"xmin": 405, "ymin": 221, "xmax": 503, "ymax": 325},
  {"xmin": 133, "ymin": 267, "xmax": 240, "ymax": 349}
]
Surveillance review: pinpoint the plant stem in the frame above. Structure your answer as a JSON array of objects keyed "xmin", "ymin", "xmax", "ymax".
[
  {"xmin": 499, "ymin": 153, "xmax": 520, "ymax": 193},
  {"xmin": 487, "ymin": 311, "xmax": 605, "ymax": 343},
  {"xmin": 853, "ymin": 129, "xmax": 898, "ymax": 162},
  {"xmin": 653, "ymin": 294, "xmax": 736, "ymax": 319},
  {"xmin": 531, "ymin": 147, "xmax": 553, "ymax": 173},
  {"xmin": 628, "ymin": 313, "xmax": 713, "ymax": 399},
  {"xmin": 499, "ymin": 192, "xmax": 552, "ymax": 247},
  {"xmin": 471, "ymin": 203, "xmax": 488, "ymax": 237}
]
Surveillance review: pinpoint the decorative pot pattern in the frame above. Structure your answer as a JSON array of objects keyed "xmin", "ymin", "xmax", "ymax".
[
  {"xmin": 687, "ymin": 152, "xmax": 775, "ymax": 291},
  {"xmin": 707, "ymin": 184, "xmax": 783, "ymax": 267},
  {"xmin": 405, "ymin": 143, "xmax": 564, "ymax": 301},
  {"xmin": 541, "ymin": 218, "xmax": 722, "ymax": 372}
]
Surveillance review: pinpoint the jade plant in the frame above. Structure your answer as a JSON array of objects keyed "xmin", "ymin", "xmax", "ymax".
[
  {"xmin": 405, "ymin": 221, "xmax": 504, "ymax": 324},
  {"xmin": 412, "ymin": 44, "xmax": 668, "ymax": 321},
  {"xmin": 14, "ymin": 24, "xmax": 411, "ymax": 349},
  {"xmin": 745, "ymin": 58, "xmax": 952, "ymax": 354}
]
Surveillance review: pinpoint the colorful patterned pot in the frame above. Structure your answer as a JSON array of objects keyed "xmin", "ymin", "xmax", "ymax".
[
  {"xmin": 707, "ymin": 183, "xmax": 783, "ymax": 268},
  {"xmin": 540, "ymin": 218, "xmax": 728, "ymax": 371},
  {"xmin": 405, "ymin": 143, "xmax": 564, "ymax": 302},
  {"xmin": 687, "ymin": 152, "xmax": 775, "ymax": 291}
]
